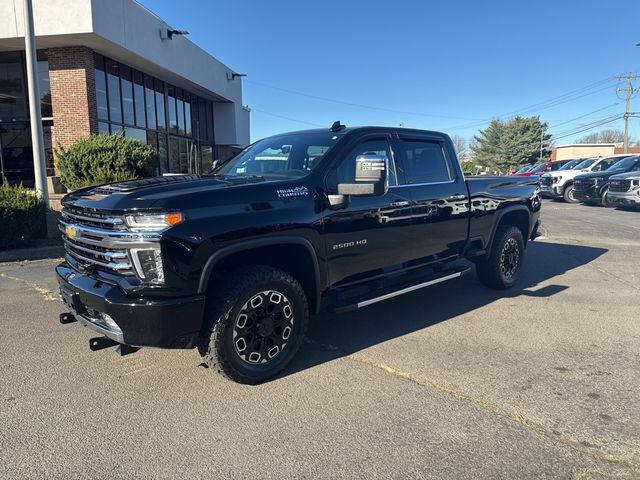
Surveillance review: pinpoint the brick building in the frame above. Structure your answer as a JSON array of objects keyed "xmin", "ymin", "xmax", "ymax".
[{"xmin": 0, "ymin": 0, "xmax": 250, "ymax": 189}]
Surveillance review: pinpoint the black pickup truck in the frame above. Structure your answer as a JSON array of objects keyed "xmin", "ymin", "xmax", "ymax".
[{"xmin": 56, "ymin": 124, "xmax": 541, "ymax": 383}]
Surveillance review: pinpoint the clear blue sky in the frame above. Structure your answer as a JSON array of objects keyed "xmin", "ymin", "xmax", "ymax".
[{"xmin": 144, "ymin": 0, "xmax": 640, "ymax": 144}]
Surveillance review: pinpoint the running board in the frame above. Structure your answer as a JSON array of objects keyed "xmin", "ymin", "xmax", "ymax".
[{"xmin": 332, "ymin": 265, "xmax": 470, "ymax": 313}]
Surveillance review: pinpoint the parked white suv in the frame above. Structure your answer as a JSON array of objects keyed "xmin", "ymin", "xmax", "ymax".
[{"xmin": 540, "ymin": 155, "xmax": 632, "ymax": 203}]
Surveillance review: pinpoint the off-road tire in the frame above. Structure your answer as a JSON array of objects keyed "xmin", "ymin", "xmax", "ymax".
[
  {"xmin": 563, "ymin": 184, "xmax": 579, "ymax": 203},
  {"xmin": 199, "ymin": 266, "xmax": 309, "ymax": 384},
  {"xmin": 476, "ymin": 226, "xmax": 525, "ymax": 290}
]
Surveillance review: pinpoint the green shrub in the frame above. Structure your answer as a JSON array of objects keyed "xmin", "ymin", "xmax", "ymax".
[
  {"xmin": 56, "ymin": 134, "xmax": 158, "ymax": 191},
  {"xmin": 0, "ymin": 183, "xmax": 46, "ymax": 249}
]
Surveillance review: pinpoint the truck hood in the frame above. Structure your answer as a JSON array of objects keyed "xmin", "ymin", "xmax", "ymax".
[
  {"xmin": 574, "ymin": 171, "xmax": 618, "ymax": 182},
  {"xmin": 541, "ymin": 169, "xmax": 588, "ymax": 180},
  {"xmin": 62, "ymin": 175, "xmax": 268, "ymax": 211},
  {"xmin": 609, "ymin": 171, "xmax": 640, "ymax": 181}
]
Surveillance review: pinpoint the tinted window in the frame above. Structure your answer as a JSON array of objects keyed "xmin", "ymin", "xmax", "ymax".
[
  {"xmin": 401, "ymin": 140, "xmax": 451, "ymax": 183},
  {"xmin": 606, "ymin": 156, "xmax": 639, "ymax": 172},
  {"xmin": 548, "ymin": 162, "xmax": 565, "ymax": 171},
  {"xmin": 337, "ymin": 139, "xmax": 397, "ymax": 186}
]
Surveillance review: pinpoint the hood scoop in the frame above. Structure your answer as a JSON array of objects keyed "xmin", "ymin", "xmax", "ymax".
[{"xmin": 91, "ymin": 175, "xmax": 201, "ymax": 194}]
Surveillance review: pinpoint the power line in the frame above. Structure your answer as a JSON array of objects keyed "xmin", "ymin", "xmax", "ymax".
[
  {"xmin": 548, "ymin": 103, "xmax": 620, "ymax": 130},
  {"xmin": 246, "ymin": 80, "xmax": 486, "ymax": 121},
  {"xmin": 250, "ymin": 108, "xmax": 325, "ymax": 127},
  {"xmin": 550, "ymin": 114, "xmax": 624, "ymax": 142},
  {"xmin": 447, "ymin": 82, "xmax": 617, "ymax": 132}
]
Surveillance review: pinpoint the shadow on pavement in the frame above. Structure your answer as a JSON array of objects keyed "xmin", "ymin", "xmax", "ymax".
[{"xmin": 282, "ymin": 241, "xmax": 607, "ymax": 379}]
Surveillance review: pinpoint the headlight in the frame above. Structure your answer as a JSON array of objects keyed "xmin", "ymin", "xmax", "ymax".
[
  {"xmin": 632, "ymin": 180, "xmax": 640, "ymax": 187},
  {"xmin": 552, "ymin": 176, "xmax": 561, "ymax": 183},
  {"xmin": 130, "ymin": 248, "xmax": 164, "ymax": 284},
  {"xmin": 124, "ymin": 212, "xmax": 183, "ymax": 232}
]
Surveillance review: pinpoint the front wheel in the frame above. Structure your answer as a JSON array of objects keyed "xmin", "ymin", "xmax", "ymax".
[
  {"xmin": 563, "ymin": 184, "xmax": 579, "ymax": 203},
  {"xmin": 476, "ymin": 226, "xmax": 525, "ymax": 290},
  {"xmin": 199, "ymin": 266, "xmax": 308, "ymax": 384},
  {"xmin": 601, "ymin": 187, "xmax": 613, "ymax": 207}
]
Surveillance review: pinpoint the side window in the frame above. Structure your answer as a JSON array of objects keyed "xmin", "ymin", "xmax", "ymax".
[
  {"xmin": 337, "ymin": 139, "xmax": 397, "ymax": 186},
  {"xmin": 632, "ymin": 160, "xmax": 640, "ymax": 172},
  {"xmin": 549, "ymin": 163, "xmax": 563, "ymax": 171},
  {"xmin": 592, "ymin": 162, "xmax": 605, "ymax": 172},
  {"xmin": 400, "ymin": 140, "xmax": 451, "ymax": 184}
]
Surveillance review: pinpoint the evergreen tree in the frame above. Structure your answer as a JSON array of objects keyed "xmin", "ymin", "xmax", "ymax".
[{"xmin": 472, "ymin": 116, "xmax": 550, "ymax": 171}]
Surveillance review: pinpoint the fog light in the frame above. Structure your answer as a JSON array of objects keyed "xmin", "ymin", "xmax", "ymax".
[{"xmin": 131, "ymin": 248, "xmax": 164, "ymax": 283}]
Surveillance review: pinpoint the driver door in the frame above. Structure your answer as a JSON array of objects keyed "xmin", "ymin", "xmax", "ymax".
[{"xmin": 322, "ymin": 135, "xmax": 415, "ymax": 286}]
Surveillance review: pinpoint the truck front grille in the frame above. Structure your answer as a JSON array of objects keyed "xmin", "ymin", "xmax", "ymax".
[
  {"xmin": 573, "ymin": 178, "xmax": 594, "ymax": 191},
  {"xmin": 540, "ymin": 177, "xmax": 553, "ymax": 187},
  {"xmin": 609, "ymin": 179, "xmax": 631, "ymax": 193},
  {"xmin": 59, "ymin": 207, "xmax": 159, "ymax": 276}
]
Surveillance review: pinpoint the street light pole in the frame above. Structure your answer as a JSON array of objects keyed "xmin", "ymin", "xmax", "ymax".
[{"xmin": 23, "ymin": 0, "xmax": 48, "ymax": 205}]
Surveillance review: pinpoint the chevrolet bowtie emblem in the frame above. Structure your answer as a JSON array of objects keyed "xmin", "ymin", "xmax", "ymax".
[{"xmin": 65, "ymin": 225, "xmax": 78, "ymax": 239}]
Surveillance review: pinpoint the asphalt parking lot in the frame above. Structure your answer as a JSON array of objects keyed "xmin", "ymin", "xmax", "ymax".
[{"xmin": 1, "ymin": 200, "xmax": 639, "ymax": 479}]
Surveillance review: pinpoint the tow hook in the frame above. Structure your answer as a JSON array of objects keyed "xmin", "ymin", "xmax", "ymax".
[
  {"xmin": 89, "ymin": 336, "xmax": 140, "ymax": 356},
  {"xmin": 89, "ymin": 336, "xmax": 118, "ymax": 351},
  {"xmin": 59, "ymin": 312, "xmax": 77, "ymax": 324}
]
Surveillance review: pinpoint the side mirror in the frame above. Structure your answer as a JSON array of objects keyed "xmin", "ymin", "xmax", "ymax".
[
  {"xmin": 211, "ymin": 159, "xmax": 222, "ymax": 170},
  {"xmin": 337, "ymin": 154, "xmax": 389, "ymax": 196}
]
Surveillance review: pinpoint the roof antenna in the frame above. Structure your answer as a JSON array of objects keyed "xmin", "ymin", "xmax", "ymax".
[{"xmin": 330, "ymin": 121, "xmax": 346, "ymax": 132}]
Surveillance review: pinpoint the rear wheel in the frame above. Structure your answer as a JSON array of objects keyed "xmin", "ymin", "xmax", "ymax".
[
  {"xmin": 199, "ymin": 266, "xmax": 308, "ymax": 384},
  {"xmin": 476, "ymin": 226, "xmax": 525, "ymax": 290},
  {"xmin": 563, "ymin": 184, "xmax": 579, "ymax": 203}
]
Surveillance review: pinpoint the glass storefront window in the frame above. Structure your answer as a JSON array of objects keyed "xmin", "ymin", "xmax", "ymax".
[
  {"xmin": 91, "ymin": 54, "xmax": 215, "ymax": 176},
  {"xmin": 0, "ymin": 52, "xmax": 28, "ymax": 121},
  {"xmin": 155, "ymin": 80, "xmax": 166, "ymax": 130},
  {"xmin": 37, "ymin": 52, "xmax": 51, "ymax": 119},
  {"xmin": 105, "ymin": 59, "xmax": 122, "ymax": 123},
  {"xmin": 158, "ymin": 133, "xmax": 168, "ymax": 173},
  {"xmin": 144, "ymin": 75, "xmax": 156, "ymax": 129},
  {"xmin": 167, "ymin": 86, "xmax": 177, "ymax": 134},
  {"xmin": 133, "ymin": 70, "xmax": 146, "ymax": 128},
  {"xmin": 124, "ymin": 126, "xmax": 147, "ymax": 143},
  {"xmin": 120, "ymin": 66, "xmax": 135, "ymax": 126}
]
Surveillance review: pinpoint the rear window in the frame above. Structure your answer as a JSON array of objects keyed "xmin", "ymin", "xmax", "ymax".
[{"xmin": 399, "ymin": 140, "xmax": 451, "ymax": 184}]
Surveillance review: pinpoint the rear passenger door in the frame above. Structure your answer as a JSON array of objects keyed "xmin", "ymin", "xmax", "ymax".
[{"xmin": 396, "ymin": 134, "xmax": 470, "ymax": 263}]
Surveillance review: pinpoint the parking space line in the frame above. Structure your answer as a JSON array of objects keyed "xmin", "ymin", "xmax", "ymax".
[
  {"xmin": 305, "ymin": 337, "xmax": 639, "ymax": 474},
  {"xmin": 0, "ymin": 272, "xmax": 59, "ymax": 301}
]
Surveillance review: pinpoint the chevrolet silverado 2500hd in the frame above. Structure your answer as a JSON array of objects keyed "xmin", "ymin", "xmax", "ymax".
[{"xmin": 56, "ymin": 124, "xmax": 541, "ymax": 383}]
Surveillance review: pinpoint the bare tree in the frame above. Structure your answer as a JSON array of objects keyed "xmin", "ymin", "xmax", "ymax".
[
  {"xmin": 577, "ymin": 129, "xmax": 625, "ymax": 144},
  {"xmin": 451, "ymin": 135, "xmax": 467, "ymax": 159}
]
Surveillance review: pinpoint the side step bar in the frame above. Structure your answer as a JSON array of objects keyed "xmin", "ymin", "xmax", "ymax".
[{"xmin": 333, "ymin": 265, "xmax": 470, "ymax": 314}]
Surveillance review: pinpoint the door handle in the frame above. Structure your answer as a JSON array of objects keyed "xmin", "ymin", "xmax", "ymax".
[
  {"xmin": 447, "ymin": 194, "xmax": 467, "ymax": 201},
  {"xmin": 390, "ymin": 200, "xmax": 410, "ymax": 207}
]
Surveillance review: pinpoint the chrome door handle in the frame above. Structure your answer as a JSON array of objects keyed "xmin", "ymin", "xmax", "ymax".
[
  {"xmin": 447, "ymin": 194, "xmax": 467, "ymax": 201},
  {"xmin": 390, "ymin": 200, "xmax": 410, "ymax": 207}
]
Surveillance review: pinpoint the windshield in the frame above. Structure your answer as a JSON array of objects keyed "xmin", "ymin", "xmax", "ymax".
[
  {"xmin": 606, "ymin": 156, "xmax": 639, "ymax": 172},
  {"xmin": 530, "ymin": 163, "xmax": 548, "ymax": 173},
  {"xmin": 213, "ymin": 131, "xmax": 343, "ymax": 179},
  {"xmin": 515, "ymin": 165, "xmax": 532, "ymax": 174},
  {"xmin": 573, "ymin": 158, "xmax": 596, "ymax": 170},
  {"xmin": 559, "ymin": 160, "xmax": 580, "ymax": 170}
]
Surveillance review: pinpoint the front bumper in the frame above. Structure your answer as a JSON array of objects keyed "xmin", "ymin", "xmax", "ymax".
[
  {"xmin": 540, "ymin": 185, "xmax": 562, "ymax": 198},
  {"xmin": 607, "ymin": 190, "xmax": 640, "ymax": 206},
  {"xmin": 573, "ymin": 186, "xmax": 600, "ymax": 203},
  {"xmin": 56, "ymin": 262, "xmax": 206, "ymax": 348}
]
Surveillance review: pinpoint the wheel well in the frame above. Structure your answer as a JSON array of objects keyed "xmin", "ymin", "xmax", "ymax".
[
  {"xmin": 497, "ymin": 210, "xmax": 530, "ymax": 243},
  {"xmin": 205, "ymin": 244, "xmax": 319, "ymax": 312}
]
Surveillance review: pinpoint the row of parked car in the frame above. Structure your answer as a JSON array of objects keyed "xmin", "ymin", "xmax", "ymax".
[{"xmin": 514, "ymin": 154, "xmax": 640, "ymax": 208}]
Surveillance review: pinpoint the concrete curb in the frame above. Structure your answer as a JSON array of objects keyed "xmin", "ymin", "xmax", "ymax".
[{"xmin": 0, "ymin": 245, "xmax": 64, "ymax": 263}]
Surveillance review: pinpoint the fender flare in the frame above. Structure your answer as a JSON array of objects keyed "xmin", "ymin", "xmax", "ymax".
[
  {"xmin": 487, "ymin": 205, "xmax": 533, "ymax": 250},
  {"xmin": 197, "ymin": 236, "xmax": 322, "ymax": 311}
]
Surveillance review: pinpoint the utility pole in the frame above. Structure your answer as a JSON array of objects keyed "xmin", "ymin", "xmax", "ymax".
[
  {"xmin": 615, "ymin": 73, "xmax": 640, "ymax": 153},
  {"xmin": 23, "ymin": 0, "xmax": 48, "ymax": 204}
]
